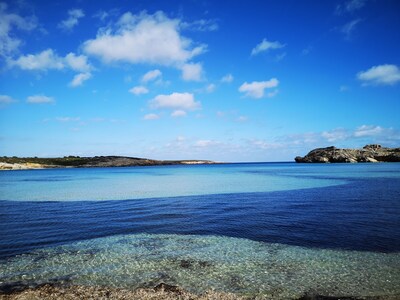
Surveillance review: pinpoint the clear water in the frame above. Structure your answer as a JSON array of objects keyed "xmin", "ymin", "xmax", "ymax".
[
  {"xmin": 0, "ymin": 163, "xmax": 400, "ymax": 298},
  {"xmin": 0, "ymin": 163, "xmax": 348, "ymax": 201}
]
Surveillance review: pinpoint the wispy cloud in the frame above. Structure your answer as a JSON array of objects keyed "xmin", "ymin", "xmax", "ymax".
[
  {"xmin": 251, "ymin": 38, "xmax": 285, "ymax": 56},
  {"xmin": 58, "ymin": 9, "xmax": 85, "ymax": 31},
  {"xmin": 336, "ymin": 0, "xmax": 368, "ymax": 15},
  {"xmin": 236, "ymin": 116, "xmax": 248, "ymax": 122},
  {"xmin": 129, "ymin": 86, "xmax": 149, "ymax": 95},
  {"xmin": 0, "ymin": 3, "xmax": 37, "ymax": 58},
  {"xmin": 238, "ymin": 78, "xmax": 279, "ymax": 99},
  {"xmin": 341, "ymin": 18, "xmax": 362, "ymax": 39},
  {"xmin": 205, "ymin": 83, "xmax": 216, "ymax": 93},
  {"xmin": 143, "ymin": 113, "xmax": 160, "ymax": 120},
  {"xmin": 221, "ymin": 74, "xmax": 234, "ymax": 83},
  {"xmin": 70, "ymin": 72, "xmax": 92, "ymax": 87},
  {"xmin": 141, "ymin": 69, "xmax": 162, "ymax": 83},
  {"xmin": 321, "ymin": 128, "xmax": 349, "ymax": 142},
  {"xmin": 357, "ymin": 64, "xmax": 400, "ymax": 86},
  {"xmin": 55, "ymin": 117, "xmax": 80, "ymax": 122},
  {"xmin": 353, "ymin": 125, "xmax": 384, "ymax": 137},
  {"xmin": 171, "ymin": 110, "xmax": 187, "ymax": 118},
  {"xmin": 0, "ymin": 95, "xmax": 18, "ymax": 104},
  {"xmin": 26, "ymin": 95, "xmax": 55, "ymax": 104},
  {"xmin": 194, "ymin": 139, "xmax": 221, "ymax": 148},
  {"xmin": 181, "ymin": 19, "xmax": 219, "ymax": 32}
]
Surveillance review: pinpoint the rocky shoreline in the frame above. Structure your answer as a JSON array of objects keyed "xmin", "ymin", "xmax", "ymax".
[
  {"xmin": 0, "ymin": 156, "xmax": 216, "ymax": 170},
  {"xmin": 0, "ymin": 283, "xmax": 398, "ymax": 300},
  {"xmin": 295, "ymin": 144, "xmax": 400, "ymax": 163}
]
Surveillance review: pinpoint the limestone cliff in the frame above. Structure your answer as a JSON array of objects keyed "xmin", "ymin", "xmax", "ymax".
[{"xmin": 295, "ymin": 144, "xmax": 400, "ymax": 163}]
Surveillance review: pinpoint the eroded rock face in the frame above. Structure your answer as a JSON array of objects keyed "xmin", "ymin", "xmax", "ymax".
[{"xmin": 295, "ymin": 144, "xmax": 400, "ymax": 163}]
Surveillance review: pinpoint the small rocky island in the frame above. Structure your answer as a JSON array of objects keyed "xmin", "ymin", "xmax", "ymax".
[
  {"xmin": 295, "ymin": 144, "xmax": 400, "ymax": 163},
  {"xmin": 0, "ymin": 156, "xmax": 216, "ymax": 170}
]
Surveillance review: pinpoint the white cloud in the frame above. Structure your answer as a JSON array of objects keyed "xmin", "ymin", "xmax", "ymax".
[
  {"xmin": 27, "ymin": 95, "xmax": 55, "ymax": 104},
  {"xmin": 339, "ymin": 85, "xmax": 349, "ymax": 92},
  {"xmin": 70, "ymin": 72, "xmax": 92, "ymax": 87},
  {"xmin": 10, "ymin": 49, "xmax": 64, "ymax": 70},
  {"xmin": 10, "ymin": 49, "xmax": 92, "ymax": 73},
  {"xmin": 238, "ymin": 78, "xmax": 279, "ymax": 99},
  {"xmin": 357, "ymin": 64, "xmax": 400, "ymax": 86},
  {"xmin": 65, "ymin": 53, "xmax": 91, "ymax": 72},
  {"xmin": 83, "ymin": 11, "xmax": 206, "ymax": 67},
  {"xmin": 58, "ymin": 9, "xmax": 85, "ymax": 31},
  {"xmin": 221, "ymin": 74, "xmax": 233, "ymax": 83},
  {"xmin": 143, "ymin": 113, "xmax": 160, "ymax": 120},
  {"xmin": 142, "ymin": 69, "xmax": 162, "ymax": 83},
  {"xmin": 171, "ymin": 110, "xmax": 187, "ymax": 117},
  {"xmin": 129, "ymin": 85, "xmax": 149, "ymax": 95},
  {"xmin": 251, "ymin": 38, "xmax": 285, "ymax": 56},
  {"xmin": 150, "ymin": 92, "xmax": 200, "ymax": 110},
  {"xmin": 0, "ymin": 94, "xmax": 17, "ymax": 104},
  {"xmin": 0, "ymin": 3, "xmax": 37, "ymax": 58},
  {"xmin": 341, "ymin": 19, "xmax": 362, "ymax": 38},
  {"xmin": 181, "ymin": 63, "xmax": 203, "ymax": 81}
]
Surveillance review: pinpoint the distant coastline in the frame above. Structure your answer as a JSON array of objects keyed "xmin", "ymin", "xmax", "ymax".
[
  {"xmin": 0, "ymin": 156, "xmax": 217, "ymax": 170},
  {"xmin": 295, "ymin": 144, "xmax": 400, "ymax": 163}
]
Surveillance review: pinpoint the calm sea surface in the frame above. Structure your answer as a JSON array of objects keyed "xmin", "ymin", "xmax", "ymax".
[{"xmin": 0, "ymin": 162, "xmax": 400, "ymax": 298}]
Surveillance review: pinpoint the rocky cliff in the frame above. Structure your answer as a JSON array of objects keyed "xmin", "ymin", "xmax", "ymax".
[{"xmin": 295, "ymin": 144, "xmax": 400, "ymax": 163}]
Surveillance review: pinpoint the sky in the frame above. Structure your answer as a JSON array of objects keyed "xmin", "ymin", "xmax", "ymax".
[{"xmin": 0, "ymin": 0, "xmax": 399, "ymax": 162}]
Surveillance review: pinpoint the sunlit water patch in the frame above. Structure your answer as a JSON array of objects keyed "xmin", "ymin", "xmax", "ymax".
[{"xmin": 1, "ymin": 234, "xmax": 399, "ymax": 299}]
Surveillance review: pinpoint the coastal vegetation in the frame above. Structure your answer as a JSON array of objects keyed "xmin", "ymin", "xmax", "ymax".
[{"xmin": 0, "ymin": 156, "xmax": 215, "ymax": 170}]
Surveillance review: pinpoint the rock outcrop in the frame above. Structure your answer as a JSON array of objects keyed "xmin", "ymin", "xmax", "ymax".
[{"xmin": 295, "ymin": 144, "xmax": 400, "ymax": 163}]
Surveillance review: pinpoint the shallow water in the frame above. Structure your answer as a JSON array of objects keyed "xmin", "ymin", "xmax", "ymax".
[
  {"xmin": 0, "ymin": 163, "xmax": 348, "ymax": 201},
  {"xmin": 1, "ymin": 233, "xmax": 400, "ymax": 299},
  {"xmin": 0, "ymin": 163, "xmax": 400, "ymax": 298}
]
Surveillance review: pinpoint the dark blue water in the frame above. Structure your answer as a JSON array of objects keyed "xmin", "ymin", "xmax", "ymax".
[{"xmin": 1, "ymin": 175, "xmax": 400, "ymax": 260}]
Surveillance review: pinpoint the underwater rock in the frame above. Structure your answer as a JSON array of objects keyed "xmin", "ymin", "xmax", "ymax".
[{"xmin": 153, "ymin": 282, "xmax": 181, "ymax": 293}]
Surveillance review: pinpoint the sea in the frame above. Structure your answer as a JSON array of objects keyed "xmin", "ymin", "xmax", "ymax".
[{"xmin": 0, "ymin": 162, "xmax": 399, "ymax": 299}]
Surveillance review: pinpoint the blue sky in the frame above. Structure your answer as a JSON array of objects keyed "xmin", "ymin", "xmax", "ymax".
[{"xmin": 0, "ymin": 0, "xmax": 399, "ymax": 162}]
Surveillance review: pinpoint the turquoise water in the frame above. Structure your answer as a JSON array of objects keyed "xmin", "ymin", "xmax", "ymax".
[
  {"xmin": 0, "ymin": 163, "xmax": 363, "ymax": 201},
  {"xmin": 1, "ymin": 163, "xmax": 400, "ymax": 298},
  {"xmin": 2, "ymin": 234, "xmax": 399, "ymax": 299}
]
